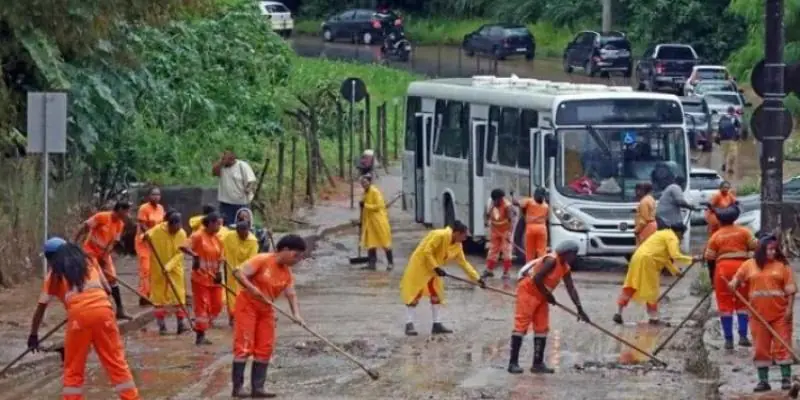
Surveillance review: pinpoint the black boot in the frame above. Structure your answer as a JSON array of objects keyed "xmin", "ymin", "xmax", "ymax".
[
  {"xmin": 385, "ymin": 249, "xmax": 394, "ymax": 271},
  {"xmin": 195, "ymin": 331, "xmax": 212, "ymax": 346},
  {"xmin": 139, "ymin": 297, "xmax": 150, "ymax": 307},
  {"xmin": 783, "ymin": 377, "xmax": 793, "ymax": 391},
  {"xmin": 156, "ymin": 318, "xmax": 167, "ymax": 335},
  {"xmin": 176, "ymin": 318, "xmax": 188, "ymax": 335},
  {"xmin": 405, "ymin": 322, "xmax": 418, "ymax": 336},
  {"xmin": 531, "ymin": 337, "xmax": 554, "ymax": 374},
  {"xmin": 111, "ymin": 287, "xmax": 131, "ymax": 320},
  {"xmin": 231, "ymin": 361, "xmax": 248, "ymax": 397},
  {"xmin": 754, "ymin": 381, "xmax": 771, "ymax": 392},
  {"xmin": 507, "ymin": 335, "xmax": 524, "ymax": 374},
  {"xmin": 612, "ymin": 313, "xmax": 623, "ymax": 325},
  {"xmin": 431, "ymin": 322, "xmax": 453, "ymax": 334},
  {"xmin": 362, "ymin": 249, "xmax": 378, "ymax": 270},
  {"xmin": 251, "ymin": 361, "xmax": 276, "ymax": 398}
]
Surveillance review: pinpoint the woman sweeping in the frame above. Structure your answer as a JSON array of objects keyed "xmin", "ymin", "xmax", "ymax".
[
  {"xmin": 135, "ymin": 187, "xmax": 165, "ymax": 304},
  {"xmin": 145, "ymin": 211, "xmax": 189, "ymax": 335},
  {"xmin": 359, "ymin": 175, "xmax": 394, "ymax": 271},
  {"xmin": 27, "ymin": 239, "xmax": 140, "ymax": 399},
  {"xmin": 181, "ymin": 212, "xmax": 225, "ymax": 345}
]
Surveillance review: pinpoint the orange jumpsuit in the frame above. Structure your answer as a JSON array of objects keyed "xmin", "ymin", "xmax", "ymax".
[
  {"xmin": 519, "ymin": 198, "xmax": 548, "ymax": 262},
  {"xmin": 188, "ymin": 230, "xmax": 224, "ymax": 332},
  {"xmin": 705, "ymin": 225, "xmax": 757, "ymax": 316},
  {"xmin": 486, "ymin": 200, "xmax": 514, "ymax": 273},
  {"xmin": 134, "ymin": 202, "xmax": 164, "ymax": 297},
  {"xmin": 705, "ymin": 191, "xmax": 736, "ymax": 235},
  {"xmin": 634, "ymin": 194, "xmax": 657, "ymax": 245},
  {"xmin": 233, "ymin": 253, "xmax": 295, "ymax": 362},
  {"xmin": 39, "ymin": 265, "xmax": 139, "ymax": 399},
  {"xmin": 513, "ymin": 253, "xmax": 571, "ymax": 338},
  {"xmin": 734, "ymin": 259, "xmax": 797, "ymax": 367},
  {"xmin": 82, "ymin": 211, "xmax": 126, "ymax": 286}
]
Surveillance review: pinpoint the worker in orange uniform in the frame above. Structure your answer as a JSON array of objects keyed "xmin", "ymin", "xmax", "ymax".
[
  {"xmin": 230, "ymin": 234, "xmax": 307, "ymax": 398},
  {"xmin": 180, "ymin": 212, "xmax": 225, "ymax": 346},
  {"xmin": 729, "ymin": 234, "xmax": 797, "ymax": 392},
  {"xmin": 27, "ymin": 239, "xmax": 140, "ymax": 399},
  {"xmin": 704, "ymin": 205, "xmax": 757, "ymax": 350},
  {"xmin": 74, "ymin": 201, "xmax": 132, "ymax": 320},
  {"xmin": 634, "ymin": 182, "xmax": 657, "ymax": 245},
  {"xmin": 482, "ymin": 189, "xmax": 516, "ymax": 279},
  {"xmin": 507, "ymin": 240, "xmax": 589, "ymax": 374},
  {"xmin": 134, "ymin": 186, "xmax": 165, "ymax": 305},
  {"xmin": 705, "ymin": 181, "xmax": 736, "ymax": 236},
  {"xmin": 513, "ymin": 187, "xmax": 549, "ymax": 262}
]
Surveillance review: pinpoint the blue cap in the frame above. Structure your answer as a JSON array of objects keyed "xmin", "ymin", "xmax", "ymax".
[{"xmin": 43, "ymin": 237, "xmax": 67, "ymax": 255}]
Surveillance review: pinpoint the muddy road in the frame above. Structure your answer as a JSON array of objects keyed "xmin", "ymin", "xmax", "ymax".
[{"xmin": 4, "ymin": 216, "xmax": 717, "ymax": 400}]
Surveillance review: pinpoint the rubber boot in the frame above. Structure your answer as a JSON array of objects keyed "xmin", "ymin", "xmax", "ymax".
[
  {"xmin": 737, "ymin": 313, "xmax": 751, "ymax": 347},
  {"xmin": 195, "ymin": 331, "xmax": 212, "ymax": 346},
  {"xmin": 361, "ymin": 249, "xmax": 378, "ymax": 270},
  {"xmin": 531, "ymin": 337, "xmax": 554, "ymax": 374},
  {"xmin": 507, "ymin": 335, "xmax": 524, "ymax": 374},
  {"xmin": 176, "ymin": 318, "xmax": 188, "ymax": 335},
  {"xmin": 385, "ymin": 249, "xmax": 394, "ymax": 271},
  {"xmin": 431, "ymin": 322, "xmax": 453, "ymax": 335},
  {"xmin": 405, "ymin": 322, "xmax": 418, "ymax": 336},
  {"xmin": 111, "ymin": 287, "xmax": 131, "ymax": 320},
  {"xmin": 156, "ymin": 318, "xmax": 167, "ymax": 335},
  {"xmin": 782, "ymin": 365, "xmax": 793, "ymax": 390},
  {"xmin": 231, "ymin": 361, "xmax": 247, "ymax": 398},
  {"xmin": 720, "ymin": 315, "xmax": 734, "ymax": 348},
  {"xmin": 612, "ymin": 313, "xmax": 624, "ymax": 325},
  {"xmin": 754, "ymin": 367, "xmax": 771, "ymax": 392},
  {"xmin": 481, "ymin": 270, "xmax": 495, "ymax": 279},
  {"xmin": 251, "ymin": 361, "xmax": 276, "ymax": 398}
]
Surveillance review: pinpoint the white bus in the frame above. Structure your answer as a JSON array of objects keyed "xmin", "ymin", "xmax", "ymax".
[{"xmin": 402, "ymin": 75, "xmax": 691, "ymax": 260}]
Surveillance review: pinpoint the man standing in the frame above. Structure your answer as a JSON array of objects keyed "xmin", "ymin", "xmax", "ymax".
[
  {"xmin": 399, "ymin": 220, "xmax": 486, "ymax": 336},
  {"xmin": 717, "ymin": 106, "xmax": 741, "ymax": 174},
  {"xmin": 213, "ymin": 150, "xmax": 257, "ymax": 226},
  {"xmin": 655, "ymin": 175, "xmax": 697, "ymax": 229}
]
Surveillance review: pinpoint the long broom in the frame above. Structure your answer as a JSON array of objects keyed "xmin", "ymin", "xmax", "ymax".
[{"xmin": 349, "ymin": 205, "xmax": 370, "ymax": 264}]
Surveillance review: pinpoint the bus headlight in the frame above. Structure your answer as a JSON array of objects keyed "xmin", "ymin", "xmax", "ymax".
[{"xmin": 552, "ymin": 207, "xmax": 588, "ymax": 232}]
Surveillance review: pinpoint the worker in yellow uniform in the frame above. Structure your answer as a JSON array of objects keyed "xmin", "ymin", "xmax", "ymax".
[
  {"xmin": 399, "ymin": 220, "xmax": 486, "ymax": 336},
  {"xmin": 359, "ymin": 175, "xmax": 394, "ymax": 271},
  {"xmin": 145, "ymin": 211, "xmax": 189, "ymax": 335},
  {"xmin": 221, "ymin": 220, "xmax": 259, "ymax": 327},
  {"xmin": 189, "ymin": 204, "xmax": 217, "ymax": 233}
]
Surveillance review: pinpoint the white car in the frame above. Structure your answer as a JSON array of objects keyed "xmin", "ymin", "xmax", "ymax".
[
  {"xmin": 686, "ymin": 167, "xmax": 723, "ymax": 224},
  {"xmin": 735, "ymin": 176, "xmax": 800, "ymax": 233},
  {"xmin": 259, "ymin": 1, "xmax": 293, "ymax": 37},
  {"xmin": 683, "ymin": 65, "xmax": 731, "ymax": 96}
]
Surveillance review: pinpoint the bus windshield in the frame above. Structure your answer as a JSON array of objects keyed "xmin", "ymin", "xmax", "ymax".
[{"xmin": 555, "ymin": 127, "xmax": 687, "ymax": 202}]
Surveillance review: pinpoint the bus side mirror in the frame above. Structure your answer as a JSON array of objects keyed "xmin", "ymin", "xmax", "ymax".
[{"xmin": 545, "ymin": 136, "xmax": 557, "ymax": 158}]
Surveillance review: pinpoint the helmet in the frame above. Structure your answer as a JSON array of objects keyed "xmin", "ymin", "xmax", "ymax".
[
  {"xmin": 43, "ymin": 237, "xmax": 67, "ymax": 255},
  {"xmin": 714, "ymin": 205, "xmax": 741, "ymax": 225}
]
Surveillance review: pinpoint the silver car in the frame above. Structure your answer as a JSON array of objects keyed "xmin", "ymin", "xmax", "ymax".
[
  {"xmin": 702, "ymin": 91, "xmax": 751, "ymax": 135},
  {"xmin": 680, "ymin": 96, "xmax": 711, "ymax": 150},
  {"xmin": 690, "ymin": 79, "xmax": 738, "ymax": 97}
]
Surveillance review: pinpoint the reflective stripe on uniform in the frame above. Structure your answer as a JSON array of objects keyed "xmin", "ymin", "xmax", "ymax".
[
  {"xmin": 284, "ymin": 287, "xmax": 296, "ymax": 296},
  {"xmin": 750, "ymin": 289, "xmax": 785, "ymax": 298},
  {"xmin": 114, "ymin": 381, "xmax": 136, "ymax": 392},
  {"xmin": 754, "ymin": 360, "xmax": 773, "ymax": 367},
  {"xmin": 233, "ymin": 357, "xmax": 249, "ymax": 362},
  {"xmin": 533, "ymin": 332, "xmax": 548, "ymax": 338},
  {"xmin": 240, "ymin": 263, "xmax": 255, "ymax": 276},
  {"xmin": 62, "ymin": 386, "xmax": 83, "ymax": 395},
  {"xmin": 717, "ymin": 251, "xmax": 751, "ymax": 260}
]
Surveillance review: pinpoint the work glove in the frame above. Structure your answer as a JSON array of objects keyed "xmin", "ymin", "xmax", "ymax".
[
  {"xmin": 192, "ymin": 256, "xmax": 200, "ymax": 271},
  {"xmin": 576, "ymin": 306, "xmax": 591, "ymax": 323},
  {"xmin": 433, "ymin": 267, "xmax": 447, "ymax": 277},
  {"xmin": 544, "ymin": 290, "xmax": 556, "ymax": 305},
  {"xmin": 27, "ymin": 334, "xmax": 39, "ymax": 352},
  {"xmin": 477, "ymin": 278, "xmax": 487, "ymax": 289},
  {"xmin": 214, "ymin": 271, "xmax": 223, "ymax": 284}
]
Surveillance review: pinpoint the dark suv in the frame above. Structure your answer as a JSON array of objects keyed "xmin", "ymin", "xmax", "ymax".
[
  {"xmin": 563, "ymin": 31, "xmax": 632, "ymax": 77},
  {"xmin": 321, "ymin": 8, "xmax": 402, "ymax": 45},
  {"xmin": 462, "ymin": 23, "xmax": 535, "ymax": 60}
]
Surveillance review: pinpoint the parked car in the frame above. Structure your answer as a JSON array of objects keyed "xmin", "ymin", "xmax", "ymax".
[
  {"xmin": 736, "ymin": 176, "xmax": 800, "ymax": 233},
  {"xmin": 563, "ymin": 31, "xmax": 632, "ymax": 77},
  {"xmin": 680, "ymin": 96, "xmax": 711, "ymax": 151},
  {"xmin": 703, "ymin": 91, "xmax": 751, "ymax": 138},
  {"xmin": 259, "ymin": 1, "xmax": 293, "ymax": 37},
  {"xmin": 691, "ymin": 79, "xmax": 739, "ymax": 97},
  {"xmin": 635, "ymin": 44, "xmax": 699, "ymax": 94},
  {"xmin": 683, "ymin": 65, "xmax": 731, "ymax": 95},
  {"xmin": 321, "ymin": 8, "xmax": 402, "ymax": 45},
  {"xmin": 686, "ymin": 167, "xmax": 724, "ymax": 225},
  {"xmin": 462, "ymin": 23, "xmax": 535, "ymax": 60}
]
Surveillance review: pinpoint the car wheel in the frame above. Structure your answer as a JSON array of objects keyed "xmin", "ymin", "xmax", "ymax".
[
  {"xmin": 563, "ymin": 57, "xmax": 573, "ymax": 73},
  {"xmin": 362, "ymin": 31, "xmax": 373, "ymax": 45},
  {"xmin": 322, "ymin": 29, "xmax": 333, "ymax": 42},
  {"xmin": 623, "ymin": 67, "xmax": 632, "ymax": 78},
  {"xmin": 584, "ymin": 60, "xmax": 595, "ymax": 77},
  {"xmin": 493, "ymin": 46, "xmax": 505, "ymax": 60},
  {"xmin": 443, "ymin": 196, "xmax": 456, "ymax": 228}
]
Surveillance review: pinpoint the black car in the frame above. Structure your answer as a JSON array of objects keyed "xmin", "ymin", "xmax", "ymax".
[
  {"xmin": 321, "ymin": 8, "xmax": 402, "ymax": 45},
  {"xmin": 462, "ymin": 23, "xmax": 535, "ymax": 60},
  {"xmin": 635, "ymin": 44, "xmax": 699, "ymax": 94},
  {"xmin": 563, "ymin": 31, "xmax": 633, "ymax": 77}
]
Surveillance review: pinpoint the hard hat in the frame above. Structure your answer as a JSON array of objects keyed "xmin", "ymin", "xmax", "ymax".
[{"xmin": 43, "ymin": 237, "xmax": 67, "ymax": 255}]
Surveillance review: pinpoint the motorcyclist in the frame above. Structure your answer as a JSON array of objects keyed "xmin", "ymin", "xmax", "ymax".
[{"xmin": 380, "ymin": 23, "xmax": 405, "ymax": 55}]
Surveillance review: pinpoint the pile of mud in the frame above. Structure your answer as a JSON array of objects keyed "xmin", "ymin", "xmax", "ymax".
[{"xmin": 293, "ymin": 339, "xmax": 391, "ymax": 359}]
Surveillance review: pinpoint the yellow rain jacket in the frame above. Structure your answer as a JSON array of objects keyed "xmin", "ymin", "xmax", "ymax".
[
  {"xmin": 361, "ymin": 185, "xmax": 392, "ymax": 249},
  {"xmin": 399, "ymin": 227, "xmax": 480, "ymax": 305},
  {"xmin": 622, "ymin": 229, "xmax": 693, "ymax": 304},
  {"xmin": 189, "ymin": 215, "xmax": 205, "ymax": 233},
  {"xmin": 146, "ymin": 223, "xmax": 188, "ymax": 307},
  {"xmin": 220, "ymin": 229, "xmax": 258, "ymax": 311}
]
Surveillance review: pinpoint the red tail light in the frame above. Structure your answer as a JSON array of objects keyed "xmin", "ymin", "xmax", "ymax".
[
  {"xmin": 655, "ymin": 62, "xmax": 664, "ymax": 74},
  {"xmin": 371, "ymin": 19, "xmax": 381, "ymax": 29},
  {"xmin": 394, "ymin": 18, "xmax": 402, "ymax": 26}
]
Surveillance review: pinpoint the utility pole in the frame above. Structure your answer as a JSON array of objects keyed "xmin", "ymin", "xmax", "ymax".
[
  {"xmin": 601, "ymin": 0, "xmax": 612, "ymax": 32},
  {"xmin": 760, "ymin": 0, "xmax": 786, "ymax": 233}
]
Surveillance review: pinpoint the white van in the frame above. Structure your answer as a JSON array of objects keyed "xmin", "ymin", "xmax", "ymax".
[{"xmin": 259, "ymin": 1, "xmax": 293, "ymax": 37}]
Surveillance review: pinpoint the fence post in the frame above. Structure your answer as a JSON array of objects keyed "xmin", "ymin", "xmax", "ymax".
[
  {"xmin": 381, "ymin": 104, "xmax": 388, "ymax": 169},
  {"xmin": 337, "ymin": 101, "xmax": 345, "ymax": 178},
  {"xmin": 458, "ymin": 47, "xmax": 463, "ymax": 77},
  {"xmin": 437, "ymin": 44, "xmax": 442, "ymax": 77},
  {"xmin": 365, "ymin": 94, "xmax": 372, "ymax": 150},
  {"xmin": 276, "ymin": 141, "xmax": 285, "ymax": 201},
  {"xmin": 359, "ymin": 109, "xmax": 366, "ymax": 153},
  {"xmin": 290, "ymin": 136, "xmax": 297, "ymax": 212},
  {"xmin": 305, "ymin": 130, "xmax": 312, "ymax": 207},
  {"xmin": 393, "ymin": 98, "xmax": 399, "ymax": 160}
]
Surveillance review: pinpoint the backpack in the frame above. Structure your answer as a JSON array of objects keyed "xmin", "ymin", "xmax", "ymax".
[{"xmin": 718, "ymin": 115, "xmax": 739, "ymax": 140}]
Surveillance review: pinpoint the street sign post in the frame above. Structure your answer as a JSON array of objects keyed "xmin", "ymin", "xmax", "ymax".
[
  {"xmin": 340, "ymin": 78, "xmax": 368, "ymax": 210},
  {"xmin": 26, "ymin": 92, "xmax": 68, "ymax": 277},
  {"xmin": 750, "ymin": 103, "xmax": 794, "ymax": 141}
]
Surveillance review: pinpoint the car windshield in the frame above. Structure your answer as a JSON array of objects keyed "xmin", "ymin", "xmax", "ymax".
[
  {"xmin": 682, "ymin": 103, "xmax": 703, "ymax": 113},
  {"xmin": 696, "ymin": 82, "xmax": 735, "ymax": 94},
  {"xmin": 704, "ymin": 93, "xmax": 741, "ymax": 106},
  {"xmin": 657, "ymin": 46, "xmax": 695, "ymax": 59},
  {"xmin": 696, "ymin": 69, "xmax": 729, "ymax": 80},
  {"xmin": 260, "ymin": 2, "xmax": 289, "ymax": 12},
  {"xmin": 600, "ymin": 39, "xmax": 630, "ymax": 50},
  {"xmin": 555, "ymin": 127, "xmax": 687, "ymax": 202},
  {"xmin": 691, "ymin": 173, "xmax": 722, "ymax": 190},
  {"xmin": 504, "ymin": 27, "xmax": 529, "ymax": 36}
]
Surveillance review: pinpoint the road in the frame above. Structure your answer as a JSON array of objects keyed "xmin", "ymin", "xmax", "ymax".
[{"xmin": 5, "ymin": 215, "xmax": 717, "ymax": 399}]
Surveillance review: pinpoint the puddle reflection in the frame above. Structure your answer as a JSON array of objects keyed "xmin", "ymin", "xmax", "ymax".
[{"xmin": 618, "ymin": 324, "xmax": 660, "ymax": 364}]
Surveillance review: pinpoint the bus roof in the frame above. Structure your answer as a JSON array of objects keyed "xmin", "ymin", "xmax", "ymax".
[{"xmin": 407, "ymin": 75, "xmax": 679, "ymax": 110}]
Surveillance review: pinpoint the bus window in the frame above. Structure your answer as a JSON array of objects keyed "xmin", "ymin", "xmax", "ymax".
[
  {"xmin": 487, "ymin": 107, "xmax": 499, "ymax": 163},
  {"xmin": 518, "ymin": 109, "xmax": 538, "ymax": 168},
  {"xmin": 405, "ymin": 96, "xmax": 421, "ymax": 151},
  {"xmin": 433, "ymin": 100, "xmax": 446, "ymax": 155},
  {"xmin": 438, "ymin": 101, "xmax": 466, "ymax": 158},
  {"xmin": 497, "ymin": 108, "xmax": 519, "ymax": 166}
]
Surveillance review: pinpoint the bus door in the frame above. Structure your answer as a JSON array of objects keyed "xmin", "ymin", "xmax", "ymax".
[
  {"xmin": 469, "ymin": 120, "xmax": 488, "ymax": 237},
  {"xmin": 414, "ymin": 112, "xmax": 434, "ymax": 223}
]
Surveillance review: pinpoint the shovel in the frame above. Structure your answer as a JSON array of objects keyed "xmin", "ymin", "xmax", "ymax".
[{"xmin": 349, "ymin": 205, "xmax": 370, "ymax": 265}]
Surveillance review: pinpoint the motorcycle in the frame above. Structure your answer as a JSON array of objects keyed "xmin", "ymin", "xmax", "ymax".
[{"xmin": 380, "ymin": 31, "xmax": 411, "ymax": 62}]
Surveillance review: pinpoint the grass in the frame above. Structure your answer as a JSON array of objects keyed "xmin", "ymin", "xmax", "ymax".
[{"xmin": 294, "ymin": 17, "xmax": 587, "ymax": 58}]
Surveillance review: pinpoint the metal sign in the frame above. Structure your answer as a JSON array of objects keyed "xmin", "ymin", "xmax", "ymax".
[
  {"xmin": 750, "ymin": 59, "xmax": 766, "ymax": 99},
  {"xmin": 750, "ymin": 102, "xmax": 793, "ymax": 141},
  {"xmin": 340, "ymin": 77, "xmax": 367, "ymax": 103},
  {"xmin": 26, "ymin": 92, "xmax": 68, "ymax": 277}
]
